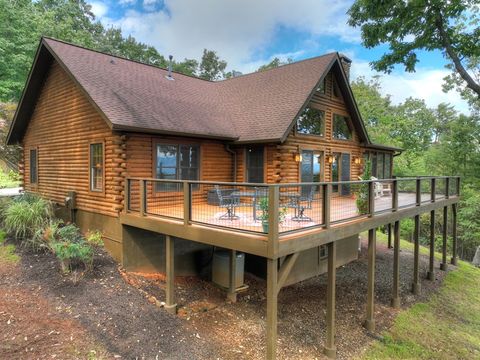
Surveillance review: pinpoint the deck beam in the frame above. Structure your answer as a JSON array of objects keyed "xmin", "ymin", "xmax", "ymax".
[
  {"xmin": 164, "ymin": 235, "xmax": 177, "ymax": 314},
  {"xmin": 412, "ymin": 215, "xmax": 421, "ymax": 295},
  {"xmin": 364, "ymin": 228, "xmax": 376, "ymax": 331},
  {"xmin": 391, "ymin": 221, "xmax": 400, "ymax": 308},
  {"xmin": 324, "ymin": 241, "xmax": 337, "ymax": 359}
]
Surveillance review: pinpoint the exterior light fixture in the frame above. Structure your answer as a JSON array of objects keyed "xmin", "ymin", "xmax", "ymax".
[
  {"xmin": 295, "ymin": 153, "xmax": 302, "ymax": 162},
  {"xmin": 353, "ymin": 156, "xmax": 362, "ymax": 165},
  {"xmin": 326, "ymin": 155, "xmax": 334, "ymax": 164}
]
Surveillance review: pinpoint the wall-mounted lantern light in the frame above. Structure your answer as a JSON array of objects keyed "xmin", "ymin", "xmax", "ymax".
[
  {"xmin": 326, "ymin": 155, "xmax": 334, "ymax": 164},
  {"xmin": 353, "ymin": 156, "xmax": 362, "ymax": 165}
]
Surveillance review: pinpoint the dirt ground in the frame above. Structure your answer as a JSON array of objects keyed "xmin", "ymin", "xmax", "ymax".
[{"xmin": 0, "ymin": 236, "xmax": 447, "ymax": 359}]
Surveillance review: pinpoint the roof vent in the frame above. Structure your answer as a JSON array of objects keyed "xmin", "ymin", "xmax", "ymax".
[{"xmin": 165, "ymin": 55, "xmax": 174, "ymax": 80}]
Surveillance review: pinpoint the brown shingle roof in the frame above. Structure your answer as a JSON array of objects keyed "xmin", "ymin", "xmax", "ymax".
[{"xmin": 8, "ymin": 38, "xmax": 360, "ymax": 144}]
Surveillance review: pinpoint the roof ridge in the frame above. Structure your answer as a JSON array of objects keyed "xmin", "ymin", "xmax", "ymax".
[
  {"xmin": 41, "ymin": 36, "xmax": 215, "ymax": 83},
  {"xmin": 217, "ymin": 52, "xmax": 338, "ymax": 82}
]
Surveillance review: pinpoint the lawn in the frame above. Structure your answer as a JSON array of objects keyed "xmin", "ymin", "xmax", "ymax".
[{"xmin": 361, "ymin": 231, "xmax": 480, "ymax": 359}]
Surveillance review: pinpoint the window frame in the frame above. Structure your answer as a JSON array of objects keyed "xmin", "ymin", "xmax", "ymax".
[
  {"xmin": 89, "ymin": 141, "xmax": 105, "ymax": 194},
  {"xmin": 296, "ymin": 106, "xmax": 326, "ymax": 138},
  {"xmin": 332, "ymin": 113, "xmax": 354, "ymax": 141},
  {"xmin": 29, "ymin": 147, "xmax": 39, "ymax": 186},
  {"xmin": 153, "ymin": 142, "xmax": 201, "ymax": 191}
]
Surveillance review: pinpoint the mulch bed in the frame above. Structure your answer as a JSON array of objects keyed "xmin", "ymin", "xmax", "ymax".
[{"xmin": 0, "ymin": 236, "xmax": 449, "ymax": 359}]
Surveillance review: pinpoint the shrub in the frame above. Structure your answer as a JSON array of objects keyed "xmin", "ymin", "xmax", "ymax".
[
  {"xmin": 354, "ymin": 160, "xmax": 372, "ymax": 215},
  {"xmin": 51, "ymin": 240, "xmax": 93, "ymax": 273},
  {"xmin": 0, "ymin": 169, "xmax": 20, "ymax": 189},
  {"xmin": 86, "ymin": 230, "xmax": 104, "ymax": 247},
  {"xmin": 3, "ymin": 194, "xmax": 53, "ymax": 240},
  {"xmin": 56, "ymin": 223, "xmax": 83, "ymax": 243}
]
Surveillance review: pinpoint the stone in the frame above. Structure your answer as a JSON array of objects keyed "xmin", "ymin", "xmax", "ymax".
[{"xmin": 472, "ymin": 246, "xmax": 480, "ymax": 267}]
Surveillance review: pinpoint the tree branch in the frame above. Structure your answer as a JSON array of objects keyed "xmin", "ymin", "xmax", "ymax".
[{"xmin": 435, "ymin": 13, "xmax": 480, "ymax": 97}]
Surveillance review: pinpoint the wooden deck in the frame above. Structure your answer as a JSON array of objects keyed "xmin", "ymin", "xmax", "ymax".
[{"xmin": 136, "ymin": 191, "xmax": 436, "ymax": 234}]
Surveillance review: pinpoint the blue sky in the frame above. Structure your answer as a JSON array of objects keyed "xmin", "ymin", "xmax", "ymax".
[{"xmin": 89, "ymin": 0, "xmax": 469, "ymax": 113}]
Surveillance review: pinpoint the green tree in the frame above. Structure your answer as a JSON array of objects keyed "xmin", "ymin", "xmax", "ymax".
[
  {"xmin": 0, "ymin": 102, "xmax": 22, "ymax": 169},
  {"xmin": 198, "ymin": 49, "xmax": 227, "ymax": 80},
  {"xmin": 348, "ymin": 0, "xmax": 480, "ymax": 101},
  {"xmin": 257, "ymin": 57, "xmax": 293, "ymax": 72}
]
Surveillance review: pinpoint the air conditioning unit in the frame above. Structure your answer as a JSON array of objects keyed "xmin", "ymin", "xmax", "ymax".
[{"xmin": 212, "ymin": 250, "xmax": 245, "ymax": 289}]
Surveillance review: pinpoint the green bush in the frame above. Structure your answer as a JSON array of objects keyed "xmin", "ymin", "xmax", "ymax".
[
  {"xmin": 3, "ymin": 194, "xmax": 53, "ymax": 240},
  {"xmin": 354, "ymin": 160, "xmax": 372, "ymax": 215},
  {"xmin": 56, "ymin": 223, "xmax": 83, "ymax": 243},
  {"xmin": 50, "ymin": 240, "xmax": 93, "ymax": 273},
  {"xmin": 86, "ymin": 230, "xmax": 104, "ymax": 247},
  {"xmin": 0, "ymin": 169, "xmax": 20, "ymax": 189}
]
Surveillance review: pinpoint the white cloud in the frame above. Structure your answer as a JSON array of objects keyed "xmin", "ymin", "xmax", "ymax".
[
  {"xmin": 350, "ymin": 59, "xmax": 470, "ymax": 114},
  {"xmin": 90, "ymin": 1, "xmax": 108, "ymax": 19},
  {"xmin": 119, "ymin": 0, "xmax": 137, "ymax": 5},
  {"xmin": 100, "ymin": 0, "xmax": 357, "ymax": 71}
]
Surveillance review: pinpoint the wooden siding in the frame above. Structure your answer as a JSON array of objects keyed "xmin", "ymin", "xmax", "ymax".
[
  {"xmin": 125, "ymin": 134, "xmax": 233, "ymax": 182},
  {"xmin": 266, "ymin": 70, "xmax": 373, "ymax": 184},
  {"xmin": 22, "ymin": 61, "xmax": 124, "ymax": 216}
]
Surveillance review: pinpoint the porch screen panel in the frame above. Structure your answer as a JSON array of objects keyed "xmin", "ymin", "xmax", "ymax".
[
  {"xmin": 340, "ymin": 153, "xmax": 351, "ymax": 195},
  {"xmin": 385, "ymin": 154, "xmax": 392, "ymax": 179},
  {"xmin": 377, "ymin": 153, "xmax": 385, "ymax": 179},
  {"xmin": 246, "ymin": 147, "xmax": 264, "ymax": 183},
  {"xmin": 371, "ymin": 153, "xmax": 377, "ymax": 177}
]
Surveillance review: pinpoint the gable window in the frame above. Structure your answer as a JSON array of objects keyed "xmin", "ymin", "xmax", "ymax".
[
  {"xmin": 316, "ymin": 78, "xmax": 326, "ymax": 94},
  {"xmin": 90, "ymin": 143, "xmax": 104, "ymax": 191},
  {"xmin": 333, "ymin": 78, "xmax": 341, "ymax": 98},
  {"xmin": 155, "ymin": 144, "xmax": 199, "ymax": 190},
  {"xmin": 246, "ymin": 146, "xmax": 264, "ymax": 183},
  {"xmin": 333, "ymin": 114, "xmax": 352, "ymax": 140},
  {"xmin": 30, "ymin": 148, "xmax": 38, "ymax": 184},
  {"xmin": 297, "ymin": 107, "xmax": 325, "ymax": 136}
]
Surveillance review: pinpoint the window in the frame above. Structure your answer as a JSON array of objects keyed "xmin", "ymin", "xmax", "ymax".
[
  {"xmin": 90, "ymin": 143, "xmax": 103, "ymax": 191},
  {"xmin": 30, "ymin": 149, "xmax": 38, "ymax": 184},
  {"xmin": 385, "ymin": 154, "xmax": 392, "ymax": 179},
  {"xmin": 297, "ymin": 107, "xmax": 325, "ymax": 136},
  {"xmin": 333, "ymin": 79, "xmax": 340, "ymax": 98},
  {"xmin": 319, "ymin": 244, "xmax": 328, "ymax": 259},
  {"xmin": 377, "ymin": 153, "xmax": 385, "ymax": 179},
  {"xmin": 333, "ymin": 114, "xmax": 352, "ymax": 140},
  {"xmin": 246, "ymin": 146, "xmax": 264, "ymax": 183},
  {"xmin": 155, "ymin": 144, "xmax": 199, "ymax": 190},
  {"xmin": 316, "ymin": 78, "xmax": 326, "ymax": 94}
]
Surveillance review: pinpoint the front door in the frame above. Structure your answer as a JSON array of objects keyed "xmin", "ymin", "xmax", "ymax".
[{"xmin": 301, "ymin": 150, "xmax": 322, "ymax": 195}]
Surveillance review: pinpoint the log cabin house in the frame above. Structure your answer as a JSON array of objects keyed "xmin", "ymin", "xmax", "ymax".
[{"xmin": 7, "ymin": 38, "xmax": 460, "ymax": 359}]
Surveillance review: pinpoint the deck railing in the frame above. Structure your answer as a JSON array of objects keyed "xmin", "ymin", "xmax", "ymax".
[{"xmin": 125, "ymin": 176, "xmax": 460, "ymax": 236}]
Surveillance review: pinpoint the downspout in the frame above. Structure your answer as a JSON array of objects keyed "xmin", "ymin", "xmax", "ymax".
[{"xmin": 225, "ymin": 144, "xmax": 237, "ymax": 181}]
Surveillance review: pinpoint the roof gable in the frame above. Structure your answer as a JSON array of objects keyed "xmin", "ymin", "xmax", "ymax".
[{"xmin": 8, "ymin": 37, "xmax": 371, "ymax": 146}]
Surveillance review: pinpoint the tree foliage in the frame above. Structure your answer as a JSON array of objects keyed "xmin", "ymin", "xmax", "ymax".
[{"xmin": 348, "ymin": 0, "xmax": 480, "ymax": 103}]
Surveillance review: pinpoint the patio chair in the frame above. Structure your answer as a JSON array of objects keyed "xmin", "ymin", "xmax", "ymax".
[
  {"xmin": 215, "ymin": 185, "xmax": 240, "ymax": 220},
  {"xmin": 289, "ymin": 185, "xmax": 315, "ymax": 222},
  {"xmin": 371, "ymin": 177, "xmax": 392, "ymax": 198}
]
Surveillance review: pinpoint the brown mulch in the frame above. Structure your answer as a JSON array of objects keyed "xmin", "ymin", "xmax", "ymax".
[{"xmin": 0, "ymin": 236, "xmax": 449, "ymax": 360}]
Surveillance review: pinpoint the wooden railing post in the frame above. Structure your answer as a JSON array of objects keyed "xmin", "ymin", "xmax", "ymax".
[
  {"xmin": 323, "ymin": 183, "xmax": 331, "ymax": 228},
  {"xmin": 456, "ymin": 176, "xmax": 461, "ymax": 197},
  {"xmin": 392, "ymin": 179, "xmax": 398, "ymax": 211},
  {"xmin": 416, "ymin": 178, "xmax": 421, "ymax": 206},
  {"xmin": 183, "ymin": 182, "xmax": 190, "ymax": 226},
  {"xmin": 431, "ymin": 177, "xmax": 436, "ymax": 203},
  {"xmin": 451, "ymin": 203, "xmax": 458, "ymax": 266},
  {"xmin": 140, "ymin": 179, "xmax": 146, "ymax": 216},
  {"xmin": 268, "ymin": 185, "xmax": 280, "ymax": 258},
  {"xmin": 445, "ymin": 177, "xmax": 450, "ymax": 199},
  {"xmin": 124, "ymin": 178, "xmax": 130, "ymax": 213},
  {"xmin": 368, "ymin": 181, "xmax": 375, "ymax": 217}
]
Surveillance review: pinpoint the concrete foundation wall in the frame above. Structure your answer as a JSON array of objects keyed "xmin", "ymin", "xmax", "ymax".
[{"xmin": 245, "ymin": 235, "xmax": 360, "ymax": 286}]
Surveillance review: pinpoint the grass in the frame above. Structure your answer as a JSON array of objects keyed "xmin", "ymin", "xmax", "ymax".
[
  {"xmin": 0, "ymin": 231, "xmax": 19, "ymax": 264},
  {"xmin": 360, "ymin": 231, "xmax": 480, "ymax": 359}
]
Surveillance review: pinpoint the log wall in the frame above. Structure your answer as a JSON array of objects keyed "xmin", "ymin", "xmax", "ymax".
[{"xmin": 22, "ymin": 61, "xmax": 124, "ymax": 217}]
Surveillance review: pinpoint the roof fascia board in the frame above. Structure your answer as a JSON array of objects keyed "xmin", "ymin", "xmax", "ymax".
[{"xmin": 6, "ymin": 39, "xmax": 48, "ymax": 145}]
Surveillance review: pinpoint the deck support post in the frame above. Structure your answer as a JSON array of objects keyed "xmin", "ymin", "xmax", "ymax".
[
  {"xmin": 427, "ymin": 210, "xmax": 435, "ymax": 281},
  {"xmin": 324, "ymin": 241, "xmax": 337, "ymax": 359},
  {"xmin": 451, "ymin": 203, "xmax": 458, "ymax": 266},
  {"xmin": 391, "ymin": 221, "xmax": 400, "ymax": 308},
  {"xmin": 266, "ymin": 258, "xmax": 278, "ymax": 360},
  {"xmin": 164, "ymin": 235, "xmax": 177, "ymax": 315},
  {"xmin": 227, "ymin": 250, "xmax": 237, "ymax": 303},
  {"xmin": 387, "ymin": 223, "xmax": 392, "ymax": 249},
  {"xmin": 440, "ymin": 206, "xmax": 448, "ymax": 271},
  {"xmin": 412, "ymin": 215, "xmax": 421, "ymax": 295},
  {"xmin": 364, "ymin": 228, "xmax": 376, "ymax": 332}
]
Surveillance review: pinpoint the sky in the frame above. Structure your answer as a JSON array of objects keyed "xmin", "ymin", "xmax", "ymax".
[{"xmin": 89, "ymin": 0, "xmax": 470, "ymax": 113}]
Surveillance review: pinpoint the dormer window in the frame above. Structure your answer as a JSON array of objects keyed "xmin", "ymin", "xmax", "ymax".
[
  {"xmin": 333, "ymin": 114, "xmax": 352, "ymax": 140},
  {"xmin": 297, "ymin": 107, "xmax": 325, "ymax": 136}
]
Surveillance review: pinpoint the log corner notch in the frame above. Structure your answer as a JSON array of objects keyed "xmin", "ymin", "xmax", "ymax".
[{"xmin": 111, "ymin": 133, "xmax": 127, "ymax": 214}]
